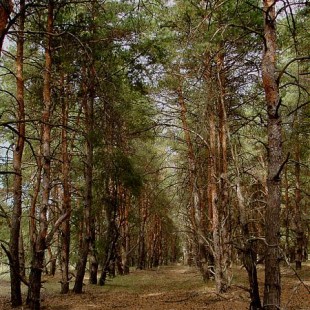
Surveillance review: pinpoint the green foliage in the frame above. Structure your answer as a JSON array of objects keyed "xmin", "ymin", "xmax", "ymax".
[{"xmin": 112, "ymin": 150, "xmax": 143, "ymax": 196}]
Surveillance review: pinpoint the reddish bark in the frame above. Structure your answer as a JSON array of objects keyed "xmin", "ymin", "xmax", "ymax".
[{"xmin": 262, "ymin": 1, "xmax": 282, "ymax": 309}]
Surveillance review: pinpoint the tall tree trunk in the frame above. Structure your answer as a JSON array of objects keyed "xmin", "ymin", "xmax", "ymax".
[
  {"xmin": 294, "ymin": 138, "xmax": 304, "ymax": 270},
  {"xmin": 137, "ymin": 194, "xmax": 147, "ymax": 270},
  {"xmin": 27, "ymin": 2, "xmax": 53, "ymax": 308},
  {"xmin": 177, "ymin": 85, "xmax": 197, "ymax": 230},
  {"xmin": 262, "ymin": 1, "xmax": 282, "ymax": 309},
  {"xmin": 120, "ymin": 191, "xmax": 130, "ymax": 275},
  {"xmin": 177, "ymin": 84, "xmax": 210, "ymax": 281},
  {"xmin": 88, "ymin": 67, "xmax": 98, "ymax": 285},
  {"xmin": 216, "ymin": 50, "xmax": 230, "ymax": 292},
  {"xmin": 89, "ymin": 217, "xmax": 98, "ymax": 284},
  {"xmin": 73, "ymin": 66, "xmax": 94, "ymax": 292},
  {"xmin": 284, "ymin": 167, "xmax": 291, "ymax": 260},
  {"xmin": 9, "ymin": 1, "xmax": 25, "ymax": 306},
  {"xmin": 205, "ymin": 56, "xmax": 227, "ymax": 293},
  {"xmin": 28, "ymin": 148, "xmax": 42, "ymax": 308},
  {"xmin": 60, "ymin": 73, "xmax": 71, "ymax": 294},
  {"xmin": 208, "ymin": 105, "xmax": 224, "ymax": 292}
]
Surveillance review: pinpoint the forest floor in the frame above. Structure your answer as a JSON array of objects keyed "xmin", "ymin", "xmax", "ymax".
[{"xmin": 0, "ymin": 262, "xmax": 309, "ymax": 309}]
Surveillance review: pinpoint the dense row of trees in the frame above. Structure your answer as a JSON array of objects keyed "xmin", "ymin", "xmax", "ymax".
[{"xmin": 0, "ymin": 1, "xmax": 309, "ymax": 310}]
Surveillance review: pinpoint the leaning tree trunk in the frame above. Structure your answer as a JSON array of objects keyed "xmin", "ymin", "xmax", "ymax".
[
  {"xmin": 27, "ymin": 2, "xmax": 53, "ymax": 309},
  {"xmin": 262, "ymin": 1, "xmax": 282, "ymax": 309},
  {"xmin": 73, "ymin": 66, "xmax": 94, "ymax": 292},
  {"xmin": 9, "ymin": 1, "xmax": 25, "ymax": 306}
]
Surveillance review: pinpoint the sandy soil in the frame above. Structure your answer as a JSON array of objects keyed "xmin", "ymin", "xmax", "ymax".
[{"xmin": 0, "ymin": 263, "xmax": 309, "ymax": 309}]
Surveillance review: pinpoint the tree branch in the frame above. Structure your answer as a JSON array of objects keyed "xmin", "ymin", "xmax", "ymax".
[
  {"xmin": 273, "ymin": 152, "xmax": 290, "ymax": 181},
  {"xmin": 277, "ymin": 56, "xmax": 310, "ymax": 83},
  {"xmin": 45, "ymin": 211, "xmax": 70, "ymax": 247},
  {"xmin": 0, "ymin": 243, "xmax": 29, "ymax": 286}
]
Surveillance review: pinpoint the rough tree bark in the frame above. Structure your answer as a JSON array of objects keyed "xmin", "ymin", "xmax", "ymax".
[
  {"xmin": 9, "ymin": 0, "xmax": 25, "ymax": 306},
  {"xmin": 262, "ymin": 1, "xmax": 282, "ymax": 309}
]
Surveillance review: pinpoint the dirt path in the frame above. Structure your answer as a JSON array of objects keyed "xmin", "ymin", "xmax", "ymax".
[{"xmin": 0, "ymin": 264, "xmax": 309, "ymax": 309}]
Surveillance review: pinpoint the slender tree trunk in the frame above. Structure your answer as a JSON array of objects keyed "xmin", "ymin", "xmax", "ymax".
[
  {"xmin": 89, "ymin": 220, "xmax": 98, "ymax": 284},
  {"xmin": 27, "ymin": 2, "xmax": 54, "ymax": 308},
  {"xmin": 216, "ymin": 50, "xmax": 230, "ymax": 292},
  {"xmin": 73, "ymin": 66, "xmax": 94, "ymax": 292},
  {"xmin": 284, "ymin": 167, "xmax": 291, "ymax": 260},
  {"xmin": 60, "ymin": 73, "xmax": 71, "ymax": 294},
  {"xmin": 208, "ymin": 106, "xmax": 224, "ymax": 292},
  {"xmin": 177, "ymin": 85, "xmax": 196, "ymax": 229},
  {"xmin": 88, "ymin": 67, "xmax": 98, "ymax": 285},
  {"xmin": 205, "ymin": 58, "xmax": 227, "ymax": 293},
  {"xmin": 120, "ymin": 192, "xmax": 130, "ymax": 275},
  {"xmin": 9, "ymin": 1, "xmax": 25, "ymax": 306},
  {"xmin": 150, "ymin": 215, "xmax": 161, "ymax": 268},
  {"xmin": 294, "ymin": 138, "xmax": 304, "ymax": 270},
  {"xmin": 262, "ymin": 1, "xmax": 282, "ymax": 309},
  {"xmin": 177, "ymin": 84, "xmax": 211, "ymax": 281},
  {"xmin": 137, "ymin": 195, "xmax": 147, "ymax": 270}
]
